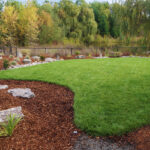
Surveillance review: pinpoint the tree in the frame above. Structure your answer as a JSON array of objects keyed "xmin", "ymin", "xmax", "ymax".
[
  {"xmin": 0, "ymin": 6, "xmax": 18, "ymax": 51},
  {"xmin": 91, "ymin": 2, "xmax": 110, "ymax": 36},
  {"xmin": 17, "ymin": 2, "xmax": 39, "ymax": 46},
  {"xmin": 109, "ymin": 3, "xmax": 122, "ymax": 38},
  {"xmin": 78, "ymin": 4, "xmax": 97, "ymax": 44},
  {"xmin": 38, "ymin": 3, "xmax": 63, "ymax": 44},
  {"xmin": 56, "ymin": 0, "xmax": 81, "ymax": 39}
]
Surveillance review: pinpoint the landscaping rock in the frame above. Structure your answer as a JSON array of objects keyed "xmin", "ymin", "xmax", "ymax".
[
  {"xmin": 0, "ymin": 85, "xmax": 8, "ymax": 90},
  {"xmin": 75, "ymin": 55, "xmax": 85, "ymax": 59},
  {"xmin": 56, "ymin": 55, "xmax": 60, "ymax": 60},
  {"xmin": 32, "ymin": 56, "xmax": 40, "ymax": 61},
  {"xmin": 8, "ymin": 88, "xmax": 35, "ymax": 98},
  {"xmin": 93, "ymin": 57, "xmax": 108, "ymax": 59},
  {"xmin": 23, "ymin": 59, "xmax": 31, "ymax": 64},
  {"xmin": 0, "ymin": 106, "xmax": 24, "ymax": 123},
  {"xmin": 17, "ymin": 51, "xmax": 23, "ymax": 58},
  {"xmin": 45, "ymin": 58, "xmax": 56, "ymax": 62}
]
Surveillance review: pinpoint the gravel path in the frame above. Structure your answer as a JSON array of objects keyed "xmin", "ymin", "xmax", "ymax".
[{"xmin": 73, "ymin": 134, "xmax": 135, "ymax": 150}]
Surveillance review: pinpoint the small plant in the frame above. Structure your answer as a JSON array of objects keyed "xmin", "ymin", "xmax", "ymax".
[
  {"xmin": 10, "ymin": 61, "xmax": 17, "ymax": 66},
  {"xmin": 3, "ymin": 59, "xmax": 9, "ymax": 70},
  {"xmin": 25, "ymin": 56, "xmax": 30, "ymax": 59},
  {"xmin": 9, "ymin": 55, "xmax": 14, "ymax": 59},
  {"xmin": 0, "ymin": 114, "xmax": 22, "ymax": 136},
  {"xmin": 75, "ymin": 51, "xmax": 80, "ymax": 55},
  {"xmin": 40, "ymin": 55, "xmax": 45, "ymax": 61}
]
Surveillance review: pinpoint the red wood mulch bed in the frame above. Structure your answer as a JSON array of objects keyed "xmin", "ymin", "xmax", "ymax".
[
  {"xmin": 0, "ymin": 60, "xmax": 3, "ymax": 70},
  {"xmin": 0, "ymin": 80, "xmax": 150, "ymax": 150},
  {"xmin": 0, "ymin": 80, "xmax": 81, "ymax": 150}
]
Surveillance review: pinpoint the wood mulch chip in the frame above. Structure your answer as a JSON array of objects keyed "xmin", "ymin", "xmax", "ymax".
[
  {"xmin": 0, "ymin": 80, "xmax": 81, "ymax": 150},
  {"xmin": 0, "ymin": 80, "xmax": 150, "ymax": 150}
]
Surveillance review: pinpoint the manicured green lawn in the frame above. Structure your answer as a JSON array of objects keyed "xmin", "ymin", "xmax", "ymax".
[{"xmin": 0, "ymin": 58, "xmax": 150, "ymax": 136}]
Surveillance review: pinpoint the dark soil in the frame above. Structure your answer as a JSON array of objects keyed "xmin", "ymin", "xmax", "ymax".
[{"xmin": 0, "ymin": 80, "xmax": 149, "ymax": 150}]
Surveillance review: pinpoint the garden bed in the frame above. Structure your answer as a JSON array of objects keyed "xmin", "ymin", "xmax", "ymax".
[{"xmin": 0, "ymin": 80, "xmax": 81, "ymax": 150}]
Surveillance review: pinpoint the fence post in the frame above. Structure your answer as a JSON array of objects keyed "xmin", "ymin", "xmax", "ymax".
[
  {"xmin": 100, "ymin": 48, "xmax": 102, "ymax": 57},
  {"xmin": 16, "ymin": 47, "xmax": 18, "ymax": 57},
  {"xmin": 3, "ymin": 46, "xmax": 5, "ymax": 55},
  {"xmin": 71, "ymin": 48, "xmax": 73, "ymax": 55},
  {"xmin": 45, "ymin": 48, "xmax": 47, "ymax": 54},
  {"xmin": 96, "ymin": 48, "xmax": 97, "ymax": 56}
]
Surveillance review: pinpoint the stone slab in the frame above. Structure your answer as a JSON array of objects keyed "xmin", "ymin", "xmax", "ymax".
[
  {"xmin": 0, "ymin": 106, "xmax": 24, "ymax": 123},
  {"xmin": 0, "ymin": 85, "xmax": 8, "ymax": 90},
  {"xmin": 8, "ymin": 88, "xmax": 35, "ymax": 99}
]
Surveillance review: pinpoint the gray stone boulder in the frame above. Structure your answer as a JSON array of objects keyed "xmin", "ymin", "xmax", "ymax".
[
  {"xmin": 8, "ymin": 88, "xmax": 35, "ymax": 99},
  {"xmin": 45, "ymin": 58, "xmax": 56, "ymax": 62},
  {"xmin": 75, "ymin": 55, "xmax": 85, "ymax": 59},
  {"xmin": 32, "ymin": 56, "xmax": 40, "ymax": 61},
  {"xmin": 0, "ymin": 106, "xmax": 24, "ymax": 123},
  {"xmin": 17, "ymin": 51, "xmax": 23, "ymax": 58},
  {"xmin": 0, "ymin": 85, "xmax": 8, "ymax": 90},
  {"xmin": 23, "ymin": 59, "xmax": 31, "ymax": 64}
]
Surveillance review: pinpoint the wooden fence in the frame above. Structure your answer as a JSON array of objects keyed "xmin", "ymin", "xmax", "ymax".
[{"xmin": 0, "ymin": 46, "xmax": 150, "ymax": 57}]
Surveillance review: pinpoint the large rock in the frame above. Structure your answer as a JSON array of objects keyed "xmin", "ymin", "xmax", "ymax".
[
  {"xmin": 0, "ymin": 85, "xmax": 8, "ymax": 90},
  {"xmin": 45, "ymin": 58, "xmax": 56, "ymax": 62},
  {"xmin": 23, "ymin": 59, "xmax": 31, "ymax": 64},
  {"xmin": 17, "ymin": 51, "xmax": 23, "ymax": 58},
  {"xmin": 0, "ymin": 106, "xmax": 24, "ymax": 123},
  {"xmin": 32, "ymin": 56, "xmax": 40, "ymax": 61},
  {"xmin": 75, "ymin": 55, "xmax": 85, "ymax": 59},
  {"xmin": 8, "ymin": 88, "xmax": 35, "ymax": 99}
]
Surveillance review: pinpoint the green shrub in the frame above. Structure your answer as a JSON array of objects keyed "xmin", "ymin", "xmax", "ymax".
[
  {"xmin": 25, "ymin": 56, "xmax": 30, "ymax": 59},
  {"xmin": 3, "ymin": 59, "xmax": 9, "ymax": 70},
  {"xmin": 40, "ymin": 55, "xmax": 45, "ymax": 61},
  {"xmin": 10, "ymin": 61, "xmax": 17, "ymax": 66},
  {"xmin": 9, "ymin": 55, "xmax": 14, "ymax": 59},
  {"xmin": 75, "ymin": 51, "xmax": 80, "ymax": 55},
  {"xmin": 0, "ymin": 114, "xmax": 22, "ymax": 136}
]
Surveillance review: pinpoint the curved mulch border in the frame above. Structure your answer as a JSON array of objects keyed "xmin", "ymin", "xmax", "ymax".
[
  {"xmin": 0, "ymin": 80, "xmax": 150, "ymax": 150},
  {"xmin": 0, "ymin": 80, "xmax": 81, "ymax": 150}
]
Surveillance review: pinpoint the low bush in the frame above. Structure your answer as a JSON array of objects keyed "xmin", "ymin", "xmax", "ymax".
[
  {"xmin": 25, "ymin": 56, "xmax": 30, "ymax": 59},
  {"xmin": 75, "ymin": 51, "xmax": 80, "ymax": 55},
  {"xmin": 3, "ymin": 59, "xmax": 9, "ymax": 70},
  {"xmin": 40, "ymin": 55, "xmax": 45, "ymax": 61},
  {"xmin": 10, "ymin": 61, "xmax": 17, "ymax": 66},
  {"xmin": 9, "ymin": 55, "xmax": 14, "ymax": 59}
]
